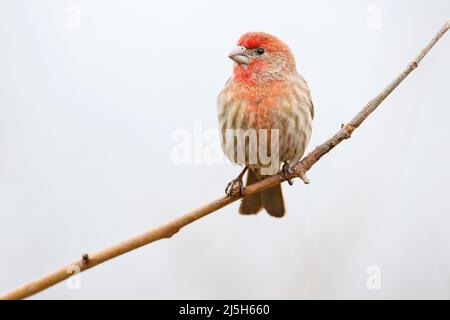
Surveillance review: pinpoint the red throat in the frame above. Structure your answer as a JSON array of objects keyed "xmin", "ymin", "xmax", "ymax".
[{"xmin": 233, "ymin": 60, "xmax": 267, "ymax": 84}]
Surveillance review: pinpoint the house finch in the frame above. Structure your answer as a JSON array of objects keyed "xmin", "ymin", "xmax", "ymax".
[{"xmin": 217, "ymin": 32, "xmax": 314, "ymax": 217}]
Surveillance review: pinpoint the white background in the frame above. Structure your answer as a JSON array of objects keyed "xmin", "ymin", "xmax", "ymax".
[{"xmin": 0, "ymin": 0, "xmax": 449, "ymax": 299}]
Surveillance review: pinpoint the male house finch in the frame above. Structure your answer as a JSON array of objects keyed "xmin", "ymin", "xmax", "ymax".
[{"xmin": 217, "ymin": 32, "xmax": 314, "ymax": 217}]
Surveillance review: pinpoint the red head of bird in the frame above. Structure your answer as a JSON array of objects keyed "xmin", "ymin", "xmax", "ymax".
[{"xmin": 228, "ymin": 32, "xmax": 297, "ymax": 85}]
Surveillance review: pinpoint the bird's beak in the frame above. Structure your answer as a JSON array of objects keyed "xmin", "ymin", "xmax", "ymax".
[{"xmin": 228, "ymin": 46, "xmax": 250, "ymax": 65}]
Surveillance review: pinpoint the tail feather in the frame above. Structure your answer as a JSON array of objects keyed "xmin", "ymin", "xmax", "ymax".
[
  {"xmin": 239, "ymin": 169, "xmax": 285, "ymax": 218},
  {"xmin": 239, "ymin": 169, "xmax": 262, "ymax": 215},
  {"xmin": 261, "ymin": 184, "xmax": 285, "ymax": 218}
]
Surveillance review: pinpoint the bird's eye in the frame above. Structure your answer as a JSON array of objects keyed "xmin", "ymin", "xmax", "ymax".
[{"xmin": 256, "ymin": 48, "xmax": 265, "ymax": 55}]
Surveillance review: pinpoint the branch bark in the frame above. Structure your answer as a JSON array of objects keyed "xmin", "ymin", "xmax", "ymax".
[{"xmin": 1, "ymin": 21, "xmax": 448, "ymax": 300}]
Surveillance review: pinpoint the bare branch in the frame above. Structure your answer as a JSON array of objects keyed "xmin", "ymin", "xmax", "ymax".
[{"xmin": 1, "ymin": 21, "xmax": 448, "ymax": 300}]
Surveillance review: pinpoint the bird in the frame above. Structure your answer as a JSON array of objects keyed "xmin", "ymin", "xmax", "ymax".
[{"xmin": 217, "ymin": 32, "xmax": 314, "ymax": 218}]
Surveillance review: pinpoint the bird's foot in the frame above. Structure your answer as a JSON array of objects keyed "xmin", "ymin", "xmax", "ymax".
[
  {"xmin": 225, "ymin": 177, "xmax": 245, "ymax": 197},
  {"xmin": 280, "ymin": 162, "xmax": 294, "ymax": 185},
  {"xmin": 225, "ymin": 167, "xmax": 248, "ymax": 197}
]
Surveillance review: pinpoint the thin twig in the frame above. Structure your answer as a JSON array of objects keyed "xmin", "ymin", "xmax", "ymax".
[{"xmin": 1, "ymin": 21, "xmax": 448, "ymax": 300}]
